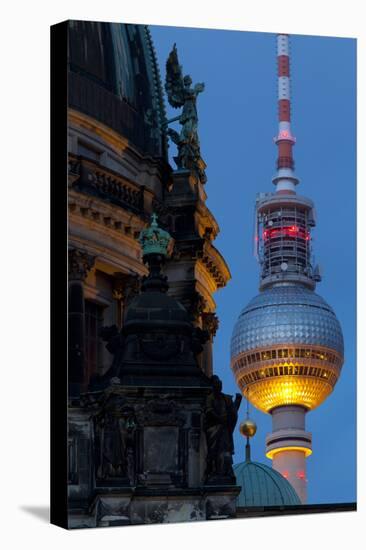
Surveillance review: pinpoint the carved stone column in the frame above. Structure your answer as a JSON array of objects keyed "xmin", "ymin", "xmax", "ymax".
[
  {"xmin": 112, "ymin": 273, "xmax": 141, "ymax": 328},
  {"xmin": 68, "ymin": 248, "xmax": 95, "ymax": 397},
  {"xmin": 201, "ymin": 312, "xmax": 219, "ymax": 378}
]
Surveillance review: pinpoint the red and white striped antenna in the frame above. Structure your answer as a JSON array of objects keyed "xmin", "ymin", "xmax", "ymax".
[{"xmin": 272, "ymin": 34, "xmax": 299, "ymax": 194}]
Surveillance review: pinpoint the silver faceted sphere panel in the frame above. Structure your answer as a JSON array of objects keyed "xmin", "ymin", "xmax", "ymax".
[{"xmin": 231, "ymin": 285, "xmax": 344, "ymax": 359}]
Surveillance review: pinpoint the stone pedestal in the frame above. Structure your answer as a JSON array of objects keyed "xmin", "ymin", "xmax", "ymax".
[
  {"xmin": 68, "ymin": 384, "xmax": 241, "ymax": 528},
  {"xmin": 69, "ymin": 485, "xmax": 240, "ymax": 528}
]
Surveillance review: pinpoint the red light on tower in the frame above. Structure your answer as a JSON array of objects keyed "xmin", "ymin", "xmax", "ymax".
[
  {"xmin": 263, "ymin": 225, "xmax": 311, "ymax": 241},
  {"xmin": 297, "ymin": 470, "xmax": 305, "ymax": 480}
]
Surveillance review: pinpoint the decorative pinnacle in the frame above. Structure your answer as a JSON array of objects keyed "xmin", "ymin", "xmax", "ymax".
[
  {"xmin": 240, "ymin": 419, "xmax": 257, "ymax": 462},
  {"xmin": 239, "ymin": 388, "xmax": 257, "ymax": 461},
  {"xmin": 139, "ymin": 213, "xmax": 173, "ymax": 259}
]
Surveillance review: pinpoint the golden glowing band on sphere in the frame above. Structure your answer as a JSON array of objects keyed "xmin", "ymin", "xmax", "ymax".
[
  {"xmin": 231, "ymin": 344, "xmax": 343, "ymax": 413},
  {"xmin": 236, "ymin": 375, "xmax": 333, "ymax": 413}
]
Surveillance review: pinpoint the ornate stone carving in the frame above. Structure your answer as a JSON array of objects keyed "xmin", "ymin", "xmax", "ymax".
[
  {"xmin": 202, "ymin": 253, "xmax": 226, "ymax": 288},
  {"xmin": 112, "ymin": 273, "xmax": 141, "ymax": 305},
  {"xmin": 191, "ymin": 326, "xmax": 210, "ymax": 356},
  {"xmin": 202, "ymin": 312, "xmax": 219, "ymax": 339},
  {"xmin": 136, "ymin": 398, "xmax": 185, "ymax": 427},
  {"xmin": 68, "ymin": 248, "xmax": 95, "ymax": 281},
  {"xmin": 147, "ymin": 505, "xmax": 166, "ymax": 524},
  {"xmin": 188, "ymin": 290, "xmax": 207, "ymax": 320}
]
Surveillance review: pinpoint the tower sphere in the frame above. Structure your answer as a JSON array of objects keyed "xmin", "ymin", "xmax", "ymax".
[
  {"xmin": 240, "ymin": 419, "xmax": 257, "ymax": 438},
  {"xmin": 231, "ymin": 285, "xmax": 344, "ymax": 413}
]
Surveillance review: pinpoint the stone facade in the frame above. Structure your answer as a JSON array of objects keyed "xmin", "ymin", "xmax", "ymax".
[{"xmin": 66, "ymin": 21, "xmax": 234, "ymax": 528}]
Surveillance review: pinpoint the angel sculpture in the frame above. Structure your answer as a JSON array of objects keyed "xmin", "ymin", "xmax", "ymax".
[{"xmin": 165, "ymin": 44, "xmax": 207, "ymax": 184}]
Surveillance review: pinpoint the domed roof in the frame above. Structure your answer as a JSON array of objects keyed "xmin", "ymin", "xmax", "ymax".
[
  {"xmin": 234, "ymin": 460, "xmax": 301, "ymax": 507},
  {"xmin": 231, "ymin": 284, "xmax": 344, "ymax": 358},
  {"xmin": 68, "ymin": 21, "xmax": 166, "ymax": 157}
]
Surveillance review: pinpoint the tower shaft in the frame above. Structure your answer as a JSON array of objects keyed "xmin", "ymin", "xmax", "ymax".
[{"xmin": 266, "ymin": 406, "xmax": 311, "ymax": 503}]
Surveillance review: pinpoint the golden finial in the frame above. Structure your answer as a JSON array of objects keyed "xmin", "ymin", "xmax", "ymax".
[
  {"xmin": 239, "ymin": 387, "xmax": 257, "ymax": 461},
  {"xmin": 239, "ymin": 418, "xmax": 257, "ymax": 438}
]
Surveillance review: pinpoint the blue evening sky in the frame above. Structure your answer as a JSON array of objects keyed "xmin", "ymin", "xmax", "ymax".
[{"xmin": 150, "ymin": 25, "xmax": 356, "ymax": 504}]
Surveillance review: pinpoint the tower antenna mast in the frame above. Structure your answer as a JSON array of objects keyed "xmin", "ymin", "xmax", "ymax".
[{"xmin": 273, "ymin": 33, "xmax": 299, "ymax": 193}]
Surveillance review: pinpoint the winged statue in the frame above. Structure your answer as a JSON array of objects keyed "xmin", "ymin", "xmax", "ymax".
[{"xmin": 165, "ymin": 44, "xmax": 207, "ymax": 184}]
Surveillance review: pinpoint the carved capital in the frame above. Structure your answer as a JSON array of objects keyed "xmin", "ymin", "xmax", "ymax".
[
  {"xmin": 68, "ymin": 248, "xmax": 95, "ymax": 281},
  {"xmin": 112, "ymin": 273, "xmax": 141, "ymax": 304},
  {"xmin": 202, "ymin": 312, "xmax": 219, "ymax": 338}
]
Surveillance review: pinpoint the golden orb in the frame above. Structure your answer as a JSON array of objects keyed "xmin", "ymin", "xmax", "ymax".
[{"xmin": 240, "ymin": 419, "xmax": 257, "ymax": 438}]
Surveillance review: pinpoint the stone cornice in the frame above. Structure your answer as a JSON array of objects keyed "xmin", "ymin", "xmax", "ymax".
[
  {"xmin": 195, "ymin": 200, "xmax": 220, "ymax": 241},
  {"xmin": 69, "ymin": 109, "xmax": 130, "ymax": 156},
  {"xmin": 69, "ymin": 189, "xmax": 146, "ymax": 244},
  {"xmin": 68, "ymin": 191, "xmax": 149, "ymax": 276},
  {"xmin": 69, "ymin": 235, "xmax": 147, "ymax": 278},
  {"xmin": 200, "ymin": 241, "xmax": 231, "ymax": 289}
]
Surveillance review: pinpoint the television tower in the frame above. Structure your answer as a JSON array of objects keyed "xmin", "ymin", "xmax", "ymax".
[{"xmin": 230, "ymin": 34, "xmax": 344, "ymax": 503}]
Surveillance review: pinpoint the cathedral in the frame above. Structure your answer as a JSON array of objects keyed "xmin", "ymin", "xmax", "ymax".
[
  {"xmin": 65, "ymin": 21, "xmax": 240, "ymax": 527},
  {"xmin": 67, "ymin": 21, "xmax": 229, "ymax": 396}
]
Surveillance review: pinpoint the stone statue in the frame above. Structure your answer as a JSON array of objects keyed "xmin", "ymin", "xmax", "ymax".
[
  {"xmin": 204, "ymin": 375, "xmax": 242, "ymax": 481},
  {"xmin": 93, "ymin": 384, "xmax": 136, "ymax": 481},
  {"xmin": 165, "ymin": 44, "xmax": 207, "ymax": 184}
]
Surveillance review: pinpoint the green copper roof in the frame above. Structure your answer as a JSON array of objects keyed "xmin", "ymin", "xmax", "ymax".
[{"xmin": 234, "ymin": 460, "xmax": 301, "ymax": 507}]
